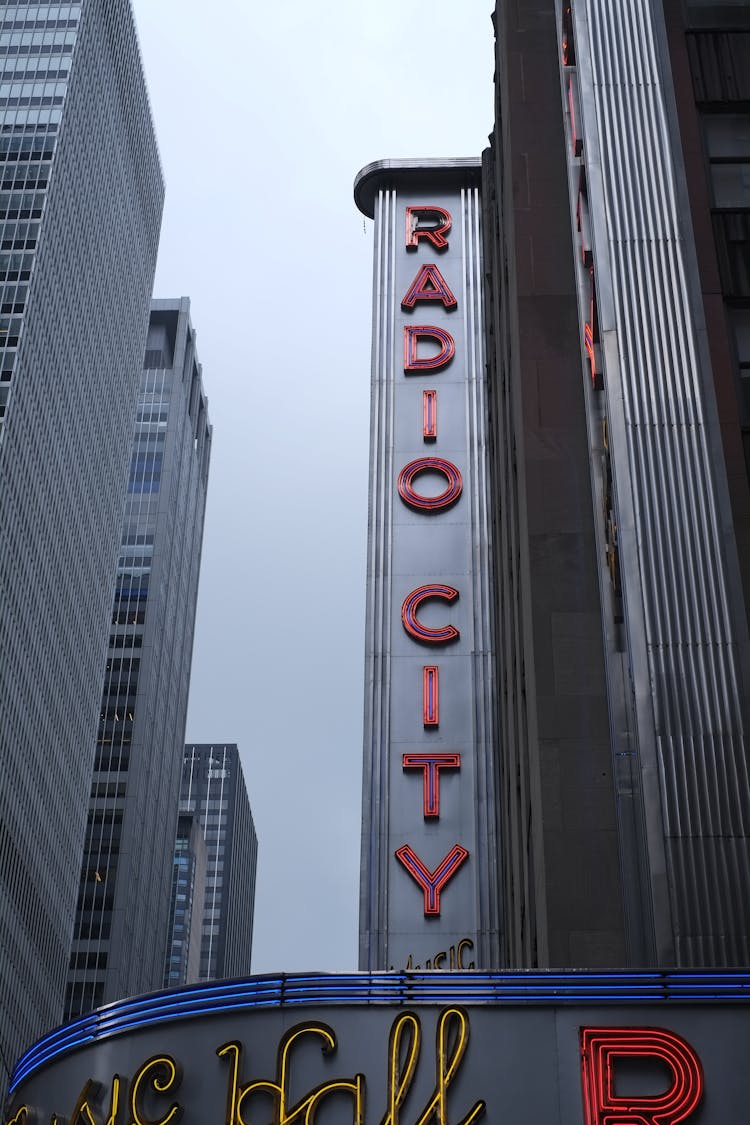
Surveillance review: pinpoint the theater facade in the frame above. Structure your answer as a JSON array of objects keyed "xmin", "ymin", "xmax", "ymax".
[{"xmin": 6, "ymin": 972, "xmax": 750, "ymax": 1125}]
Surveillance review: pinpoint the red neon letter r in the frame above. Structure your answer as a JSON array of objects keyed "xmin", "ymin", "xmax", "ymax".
[
  {"xmin": 580, "ymin": 1028, "xmax": 703, "ymax": 1125},
  {"xmin": 405, "ymin": 206, "xmax": 452, "ymax": 251}
]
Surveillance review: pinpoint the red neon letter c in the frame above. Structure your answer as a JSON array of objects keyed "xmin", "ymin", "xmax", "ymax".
[
  {"xmin": 401, "ymin": 585, "xmax": 459, "ymax": 645},
  {"xmin": 580, "ymin": 1028, "xmax": 703, "ymax": 1125}
]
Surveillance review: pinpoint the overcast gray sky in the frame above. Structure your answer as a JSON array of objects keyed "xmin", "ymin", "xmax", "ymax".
[{"xmin": 129, "ymin": 0, "xmax": 494, "ymax": 974}]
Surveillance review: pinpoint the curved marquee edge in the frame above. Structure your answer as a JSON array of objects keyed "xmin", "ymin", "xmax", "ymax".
[
  {"xmin": 353, "ymin": 158, "xmax": 482, "ymax": 219},
  {"xmin": 11, "ymin": 970, "xmax": 750, "ymax": 1093}
]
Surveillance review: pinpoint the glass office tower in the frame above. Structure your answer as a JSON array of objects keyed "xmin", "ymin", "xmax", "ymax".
[
  {"xmin": 65, "ymin": 299, "xmax": 211, "ymax": 1018},
  {"xmin": 0, "ymin": 0, "xmax": 162, "ymax": 1085},
  {"xmin": 176, "ymin": 744, "xmax": 258, "ymax": 982},
  {"xmin": 163, "ymin": 812, "xmax": 208, "ymax": 988}
]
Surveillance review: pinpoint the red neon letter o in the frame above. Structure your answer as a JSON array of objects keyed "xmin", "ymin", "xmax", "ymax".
[{"xmin": 398, "ymin": 458, "xmax": 463, "ymax": 512}]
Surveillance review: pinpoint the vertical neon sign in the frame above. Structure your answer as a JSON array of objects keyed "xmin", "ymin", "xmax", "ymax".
[{"xmin": 356, "ymin": 160, "xmax": 499, "ymax": 971}]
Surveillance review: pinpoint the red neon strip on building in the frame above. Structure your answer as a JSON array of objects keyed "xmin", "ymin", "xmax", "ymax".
[
  {"xmin": 561, "ymin": 2, "xmax": 575, "ymax": 65},
  {"xmin": 423, "ymin": 390, "xmax": 437, "ymax": 440},
  {"xmin": 404, "ymin": 326, "xmax": 455, "ymax": 373},
  {"xmin": 405, "ymin": 205, "xmax": 452, "ymax": 251},
  {"xmin": 585, "ymin": 268, "xmax": 601, "ymax": 387},
  {"xmin": 401, "ymin": 263, "xmax": 458, "ymax": 311},
  {"xmin": 568, "ymin": 75, "xmax": 583, "ymax": 156},
  {"xmin": 395, "ymin": 844, "xmax": 469, "ymax": 914},
  {"xmin": 403, "ymin": 753, "xmax": 461, "ymax": 817},
  {"xmin": 580, "ymin": 1028, "xmax": 703, "ymax": 1125},
  {"xmin": 401, "ymin": 585, "xmax": 459, "ymax": 645},
  {"xmin": 423, "ymin": 665, "xmax": 439, "ymax": 725}
]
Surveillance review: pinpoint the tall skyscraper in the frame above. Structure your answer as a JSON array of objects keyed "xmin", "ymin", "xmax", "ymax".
[
  {"xmin": 65, "ymin": 299, "xmax": 211, "ymax": 1018},
  {"xmin": 482, "ymin": 0, "xmax": 750, "ymax": 966},
  {"xmin": 0, "ymin": 0, "xmax": 162, "ymax": 1080},
  {"xmin": 176, "ymin": 744, "xmax": 258, "ymax": 982}
]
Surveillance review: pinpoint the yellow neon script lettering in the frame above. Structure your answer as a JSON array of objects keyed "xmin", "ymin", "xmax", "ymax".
[
  {"xmin": 413, "ymin": 1009, "xmax": 485, "ymax": 1125},
  {"xmin": 218, "ymin": 1024, "xmax": 365, "ymax": 1125},
  {"xmin": 380, "ymin": 1014, "xmax": 421, "ymax": 1125},
  {"xmin": 70, "ymin": 1078, "xmax": 122, "ymax": 1125},
  {"xmin": 128, "ymin": 1055, "xmax": 182, "ymax": 1125},
  {"xmin": 5, "ymin": 1107, "xmax": 28, "ymax": 1125}
]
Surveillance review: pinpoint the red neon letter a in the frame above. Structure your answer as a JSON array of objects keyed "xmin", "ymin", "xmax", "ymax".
[
  {"xmin": 401, "ymin": 264, "xmax": 457, "ymax": 311},
  {"xmin": 581, "ymin": 1028, "xmax": 703, "ymax": 1125}
]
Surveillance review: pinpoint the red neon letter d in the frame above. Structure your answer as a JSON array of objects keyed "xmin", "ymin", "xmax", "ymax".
[{"xmin": 581, "ymin": 1028, "xmax": 703, "ymax": 1125}]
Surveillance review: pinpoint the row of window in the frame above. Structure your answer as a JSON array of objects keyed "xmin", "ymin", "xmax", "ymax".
[
  {"xmin": 129, "ymin": 450, "xmax": 163, "ymax": 494},
  {"xmin": 112, "ymin": 609, "xmax": 145, "ymax": 627},
  {"xmin": 69, "ymin": 950, "xmax": 108, "ymax": 972},
  {"xmin": 0, "ymin": 19, "xmax": 79, "ymax": 33},
  {"xmin": 688, "ymin": 31, "xmax": 750, "ymax": 104},
  {"xmin": 0, "ymin": 78, "xmax": 67, "ymax": 96},
  {"xmin": 0, "ymin": 106, "xmax": 62, "ymax": 126},
  {"xmin": 0, "ymin": 165, "xmax": 49, "ymax": 189},
  {"xmin": 108, "ymin": 635, "xmax": 142, "ymax": 652},
  {"xmin": 90, "ymin": 780, "xmax": 127, "ymax": 800},
  {"xmin": 0, "ymin": 314, "xmax": 22, "ymax": 344},
  {"xmin": 0, "ymin": 134, "xmax": 55, "ymax": 158},
  {"xmin": 115, "ymin": 578, "xmax": 148, "ymax": 597},
  {"xmin": 99, "ymin": 708, "xmax": 136, "ymax": 724},
  {"xmin": 118, "ymin": 552, "xmax": 152, "ymax": 567},
  {"xmin": 137, "ymin": 408, "xmax": 169, "ymax": 423},
  {"xmin": 1, "ymin": 6, "xmax": 80, "ymax": 22},
  {"xmin": 0, "ymin": 31, "xmax": 76, "ymax": 53},
  {"xmin": 0, "ymin": 53, "xmax": 70, "ymax": 75},
  {"xmin": 105, "ymin": 658, "xmax": 140, "ymax": 675},
  {"xmin": 94, "ymin": 748, "xmax": 130, "ymax": 772}
]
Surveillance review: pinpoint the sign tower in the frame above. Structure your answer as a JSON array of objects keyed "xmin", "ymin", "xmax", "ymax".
[{"xmin": 355, "ymin": 159, "xmax": 500, "ymax": 971}]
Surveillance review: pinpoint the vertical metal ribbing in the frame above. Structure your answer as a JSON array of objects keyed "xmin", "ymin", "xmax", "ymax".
[
  {"xmin": 581, "ymin": 0, "xmax": 750, "ymax": 961},
  {"xmin": 360, "ymin": 189, "xmax": 397, "ymax": 969},
  {"xmin": 462, "ymin": 187, "xmax": 501, "ymax": 967}
]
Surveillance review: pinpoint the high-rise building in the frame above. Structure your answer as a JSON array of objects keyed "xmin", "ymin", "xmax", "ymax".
[
  {"xmin": 0, "ymin": 0, "xmax": 162, "ymax": 1079},
  {"xmin": 177, "ymin": 744, "xmax": 258, "ymax": 982},
  {"xmin": 65, "ymin": 299, "xmax": 211, "ymax": 1018},
  {"xmin": 163, "ymin": 812, "xmax": 207, "ymax": 989},
  {"xmin": 482, "ymin": 0, "xmax": 750, "ymax": 966}
]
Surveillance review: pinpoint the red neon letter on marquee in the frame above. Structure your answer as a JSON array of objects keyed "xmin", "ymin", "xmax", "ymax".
[
  {"xmin": 406, "ymin": 206, "xmax": 452, "ymax": 251},
  {"xmin": 580, "ymin": 1028, "xmax": 703, "ymax": 1125},
  {"xmin": 423, "ymin": 664, "xmax": 439, "ymax": 725},
  {"xmin": 404, "ymin": 326, "xmax": 455, "ymax": 373},
  {"xmin": 395, "ymin": 844, "xmax": 469, "ymax": 914},
  {"xmin": 398, "ymin": 457, "xmax": 463, "ymax": 513},
  {"xmin": 401, "ymin": 264, "xmax": 458, "ymax": 311},
  {"xmin": 423, "ymin": 390, "xmax": 437, "ymax": 440},
  {"xmin": 402, "ymin": 585, "xmax": 459, "ymax": 645},
  {"xmin": 403, "ymin": 753, "xmax": 461, "ymax": 817}
]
